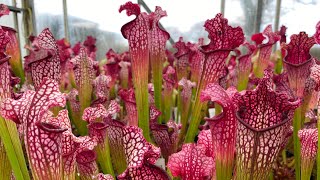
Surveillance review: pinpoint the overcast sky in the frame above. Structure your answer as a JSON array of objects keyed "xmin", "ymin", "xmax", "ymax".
[
  {"xmin": 34, "ymin": 0, "xmax": 220, "ymax": 33},
  {"xmin": 0, "ymin": 0, "xmax": 319, "ymax": 38},
  {"xmin": 32, "ymin": 0, "xmax": 320, "ymax": 38}
]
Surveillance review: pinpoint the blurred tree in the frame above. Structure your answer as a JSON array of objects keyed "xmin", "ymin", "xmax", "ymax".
[{"xmin": 36, "ymin": 14, "xmax": 127, "ymax": 61}]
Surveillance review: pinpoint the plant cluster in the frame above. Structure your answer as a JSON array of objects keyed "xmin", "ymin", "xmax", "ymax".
[{"xmin": 0, "ymin": 2, "xmax": 320, "ymax": 180}]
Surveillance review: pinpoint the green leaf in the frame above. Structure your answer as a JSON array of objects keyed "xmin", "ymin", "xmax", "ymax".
[{"xmin": 0, "ymin": 116, "xmax": 30, "ymax": 180}]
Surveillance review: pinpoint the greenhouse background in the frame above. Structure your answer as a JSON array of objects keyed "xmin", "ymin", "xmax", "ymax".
[{"xmin": 0, "ymin": 0, "xmax": 319, "ymax": 61}]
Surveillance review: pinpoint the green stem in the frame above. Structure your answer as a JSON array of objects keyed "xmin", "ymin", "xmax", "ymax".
[
  {"xmin": 185, "ymin": 97, "xmax": 204, "ymax": 143},
  {"xmin": 176, "ymin": 89, "xmax": 182, "ymax": 124},
  {"xmin": 75, "ymin": 56, "xmax": 94, "ymax": 136},
  {"xmin": 177, "ymin": 90, "xmax": 192, "ymax": 146},
  {"xmin": 79, "ymin": 85, "xmax": 92, "ymax": 114},
  {"xmin": 7, "ymin": 41, "xmax": 25, "ymax": 84},
  {"xmin": 293, "ymin": 107, "xmax": 302, "ymax": 180},
  {"xmin": 136, "ymin": 80, "xmax": 151, "ymax": 142},
  {"xmin": 288, "ymin": 159, "xmax": 295, "ymax": 168},
  {"xmin": 215, "ymin": 157, "xmax": 233, "ymax": 180},
  {"xmin": 75, "ymin": 173, "xmax": 81, "ymax": 180},
  {"xmin": 67, "ymin": 102, "xmax": 88, "ymax": 136},
  {"xmin": 282, "ymin": 150, "xmax": 287, "ymax": 165},
  {"xmin": 274, "ymin": 53, "xmax": 283, "ymax": 74},
  {"xmin": 0, "ymin": 140, "xmax": 11, "ymax": 179},
  {"xmin": 109, "ymin": 86, "xmax": 116, "ymax": 100},
  {"xmin": 151, "ymin": 57, "xmax": 163, "ymax": 124},
  {"xmin": 252, "ymin": 50, "xmax": 265, "ymax": 78},
  {"xmin": 269, "ymin": 171, "xmax": 274, "ymax": 180},
  {"xmin": 96, "ymin": 136, "xmax": 114, "ymax": 176},
  {"xmin": 237, "ymin": 76, "xmax": 249, "ymax": 91},
  {"xmin": 0, "ymin": 116, "xmax": 30, "ymax": 180},
  {"xmin": 163, "ymin": 91, "xmax": 173, "ymax": 123},
  {"xmin": 109, "ymin": 141, "xmax": 127, "ymax": 175},
  {"xmin": 68, "ymin": 70, "xmax": 77, "ymax": 88},
  {"xmin": 121, "ymin": 77, "xmax": 128, "ymax": 89},
  {"xmin": 301, "ymin": 158, "xmax": 314, "ymax": 180},
  {"xmin": 166, "ymin": 168, "xmax": 176, "ymax": 180}
]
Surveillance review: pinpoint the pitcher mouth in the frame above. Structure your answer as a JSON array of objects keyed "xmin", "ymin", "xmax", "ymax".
[
  {"xmin": 0, "ymin": 55, "xmax": 10, "ymax": 65},
  {"xmin": 235, "ymin": 111, "xmax": 291, "ymax": 133},
  {"xmin": 37, "ymin": 121, "xmax": 67, "ymax": 133},
  {"xmin": 282, "ymin": 51, "xmax": 313, "ymax": 67}
]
